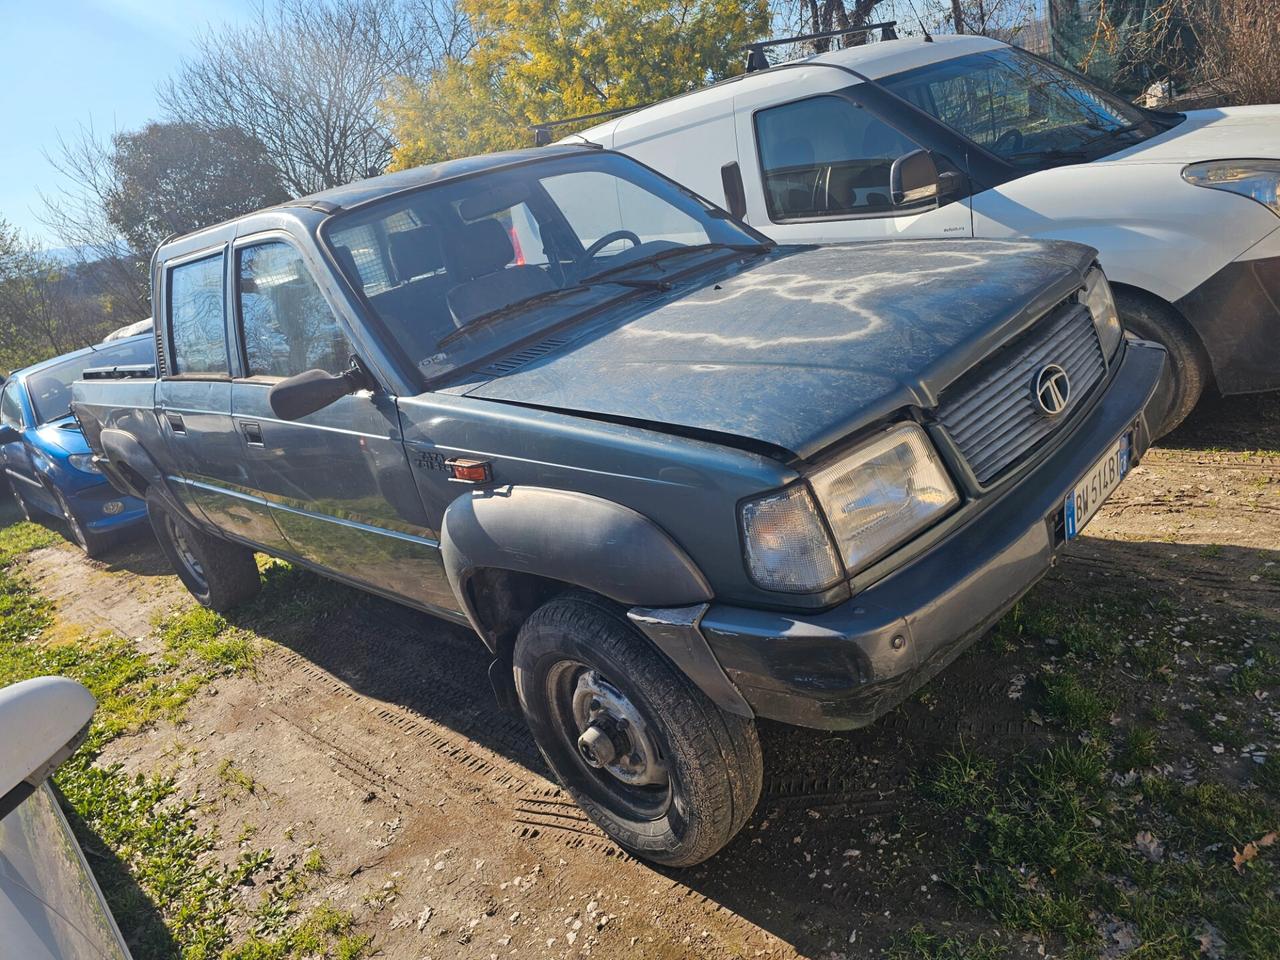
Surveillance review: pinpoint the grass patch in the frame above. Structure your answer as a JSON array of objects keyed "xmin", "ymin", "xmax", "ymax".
[
  {"xmin": 159, "ymin": 606, "xmax": 257, "ymax": 672},
  {"xmin": 225, "ymin": 905, "xmax": 372, "ymax": 960},
  {"xmin": 1040, "ymin": 671, "xmax": 1110, "ymax": 732},
  {"xmin": 888, "ymin": 925, "xmax": 1007, "ymax": 960},
  {"xmin": 0, "ymin": 519, "xmax": 61, "ymax": 565}
]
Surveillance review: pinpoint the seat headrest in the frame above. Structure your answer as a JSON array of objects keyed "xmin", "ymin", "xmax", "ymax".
[
  {"xmin": 452, "ymin": 219, "xmax": 515, "ymax": 280},
  {"xmin": 389, "ymin": 226, "xmax": 444, "ymax": 282},
  {"xmin": 329, "ymin": 244, "xmax": 362, "ymax": 287}
]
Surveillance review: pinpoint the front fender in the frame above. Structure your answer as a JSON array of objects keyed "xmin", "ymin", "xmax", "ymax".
[{"xmin": 440, "ymin": 486, "xmax": 713, "ymax": 626}]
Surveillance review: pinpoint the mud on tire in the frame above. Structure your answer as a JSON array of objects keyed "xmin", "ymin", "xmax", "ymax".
[
  {"xmin": 513, "ymin": 592, "xmax": 762, "ymax": 867},
  {"xmin": 146, "ymin": 490, "xmax": 260, "ymax": 611}
]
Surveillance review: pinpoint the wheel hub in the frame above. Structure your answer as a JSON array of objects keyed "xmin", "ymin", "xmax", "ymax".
[{"xmin": 570, "ymin": 671, "xmax": 667, "ymax": 788}]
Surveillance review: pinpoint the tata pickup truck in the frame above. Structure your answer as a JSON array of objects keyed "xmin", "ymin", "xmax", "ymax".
[{"xmin": 71, "ymin": 146, "xmax": 1165, "ymax": 865}]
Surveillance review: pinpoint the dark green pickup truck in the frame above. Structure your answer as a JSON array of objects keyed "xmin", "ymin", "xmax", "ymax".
[{"xmin": 72, "ymin": 145, "xmax": 1165, "ymax": 865}]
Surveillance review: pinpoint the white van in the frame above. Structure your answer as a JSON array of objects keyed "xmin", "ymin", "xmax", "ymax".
[{"xmin": 571, "ymin": 34, "xmax": 1280, "ymax": 434}]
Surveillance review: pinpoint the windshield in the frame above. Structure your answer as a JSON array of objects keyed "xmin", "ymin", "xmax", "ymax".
[
  {"xmin": 881, "ymin": 47, "xmax": 1171, "ymax": 168},
  {"xmin": 28, "ymin": 336, "xmax": 155, "ymax": 425},
  {"xmin": 324, "ymin": 151, "xmax": 766, "ymax": 383}
]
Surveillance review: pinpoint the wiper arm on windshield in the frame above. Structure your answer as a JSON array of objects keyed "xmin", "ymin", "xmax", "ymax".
[{"xmin": 582, "ymin": 241, "xmax": 768, "ymax": 284}]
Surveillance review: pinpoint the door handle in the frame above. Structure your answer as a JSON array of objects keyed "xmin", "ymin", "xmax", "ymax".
[
  {"xmin": 241, "ymin": 421, "xmax": 264, "ymax": 446},
  {"xmin": 165, "ymin": 412, "xmax": 185, "ymax": 434}
]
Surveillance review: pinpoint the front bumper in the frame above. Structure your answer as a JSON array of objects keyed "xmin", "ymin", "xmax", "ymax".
[
  {"xmin": 634, "ymin": 339, "xmax": 1167, "ymax": 730},
  {"xmin": 66, "ymin": 480, "xmax": 147, "ymax": 534}
]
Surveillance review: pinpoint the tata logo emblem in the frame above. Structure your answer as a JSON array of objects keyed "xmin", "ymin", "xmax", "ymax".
[{"xmin": 1034, "ymin": 364, "xmax": 1072, "ymax": 415}]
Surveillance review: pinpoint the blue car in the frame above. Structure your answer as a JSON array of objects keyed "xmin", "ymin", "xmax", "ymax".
[{"xmin": 1, "ymin": 335, "xmax": 154, "ymax": 556}]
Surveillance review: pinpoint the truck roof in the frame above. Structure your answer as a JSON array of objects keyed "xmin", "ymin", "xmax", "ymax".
[{"xmin": 570, "ymin": 34, "xmax": 1006, "ymax": 145}]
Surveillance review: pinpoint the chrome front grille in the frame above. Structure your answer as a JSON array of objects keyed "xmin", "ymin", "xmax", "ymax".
[{"xmin": 937, "ymin": 301, "xmax": 1105, "ymax": 484}]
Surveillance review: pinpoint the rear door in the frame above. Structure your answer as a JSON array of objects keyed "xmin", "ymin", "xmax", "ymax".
[
  {"xmin": 228, "ymin": 234, "xmax": 452, "ymax": 609},
  {"xmin": 733, "ymin": 82, "xmax": 973, "ymax": 242},
  {"xmin": 155, "ymin": 245, "xmax": 290, "ymax": 551}
]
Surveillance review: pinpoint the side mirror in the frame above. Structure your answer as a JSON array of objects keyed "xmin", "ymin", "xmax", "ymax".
[
  {"xmin": 0, "ymin": 424, "xmax": 19, "ymax": 445},
  {"xmin": 0, "ymin": 677, "xmax": 96, "ymax": 821},
  {"xmin": 720, "ymin": 162, "xmax": 748, "ymax": 220},
  {"xmin": 268, "ymin": 366, "xmax": 365, "ymax": 421},
  {"xmin": 890, "ymin": 149, "xmax": 941, "ymax": 206}
]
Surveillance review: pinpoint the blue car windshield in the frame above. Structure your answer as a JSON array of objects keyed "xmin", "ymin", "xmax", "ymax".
[
  {"xmin": 881, "ymin": 47, "xmax": 1171, "ymax": 168},
  {"xmin": 28, "ymin": 336, "xmax": 155, "ymax": 425},
  {"xmin": 324, "ymin": 151, "xmax": 767, "ymax": 384}
]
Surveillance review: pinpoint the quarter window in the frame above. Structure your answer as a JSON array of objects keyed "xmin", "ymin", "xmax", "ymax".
[
  {"xmin": 169, "ymin": 254, "xmax": 229, "ymax": 375},
  {"xmin": 755, "ymin": 96, "xmax": 922, "ymax": 220},
  {"xmin": 238, "ymin": 241, "xmax": 349, "ymax": 378}
]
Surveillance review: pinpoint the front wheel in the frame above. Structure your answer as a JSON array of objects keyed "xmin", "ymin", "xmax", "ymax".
[
  {"xmin": 52, "ymin": 486, "xmax": 113, "ymax": 559},
  {"xmin": 146, "ymin": 490, "xmax": 260, "ymax": 611},
  {"xmin": 513, "ymin": 593, "xmax": 762, "ymax": 867},
  {"xmin": 1116, "ymin": 292, "xmax": 1211, "ymax": 438}
]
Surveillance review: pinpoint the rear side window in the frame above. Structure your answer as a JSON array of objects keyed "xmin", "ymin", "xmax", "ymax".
[
  {"xmin": 754, "ymin": 96, "xmax": 921, "ymax": 221},
  {"xmin": 238, "ymin": 241, "xmax": 349, "ymax": 377},
  {"xmin": 169, "ymin": 254, "xmax": 228, "ymax": 374}
]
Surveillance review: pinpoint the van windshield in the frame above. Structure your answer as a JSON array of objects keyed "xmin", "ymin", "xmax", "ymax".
[
  {"xmin": 881, "ymin": 47, "xmax": 1178, "ymax": 169},
  {"xmin": 323, "ymin": 151, "xmax": 767, "ymax": 385}
]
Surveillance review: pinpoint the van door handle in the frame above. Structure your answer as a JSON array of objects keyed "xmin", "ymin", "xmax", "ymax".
[
  {"xmin": 165, "ymin": 412, "xmax": 185, "ymax": 434},
  {"xmin": 241, "ymin": 421, "xmax": 264, "ymax": 446}
]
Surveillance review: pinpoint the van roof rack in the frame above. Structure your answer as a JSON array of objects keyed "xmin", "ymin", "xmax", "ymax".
[
  {"xmin": 744, "ymin": 22, "xmax": 899, "ymax": 72},
  {"xmin": 532, "ymin": 106, "xmax": 650, "ymax": 146}
]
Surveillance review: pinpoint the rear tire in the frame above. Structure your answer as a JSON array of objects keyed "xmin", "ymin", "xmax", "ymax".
[
  {"xmin": 513, "ymin": 592, "xmax": 762, "ymax": 867},
  {"xmin": 146, "ymin": 490, "xmax": 260, "ymax": 611},
  {"xmin": 1115, "ymin": 292, "xmax": 1211, "ymax": 438}
]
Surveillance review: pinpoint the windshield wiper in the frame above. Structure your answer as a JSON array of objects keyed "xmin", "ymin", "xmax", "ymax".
[
  {"xmin": 582, "ymin": 242, "xmax": 767, "ymax": 284},
  {"xmin": 436, "ymin": 277, "xmax": 674, "ymax": 349},
  {"xmin": 1079, "ymin": 121, "xmax": 1147, "ymax": 147},
  {"xmin": 1005, "ymin": 147, "xmax": 1089, "ymax": 162}
]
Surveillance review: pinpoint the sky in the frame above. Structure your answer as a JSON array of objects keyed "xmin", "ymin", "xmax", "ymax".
[{"xmin": 0, "ymin": 0, "xmax": 259, "ymax": 246}]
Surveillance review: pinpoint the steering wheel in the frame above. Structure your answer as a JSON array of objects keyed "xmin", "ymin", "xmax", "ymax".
[
  {"xmin": 993, "ymin": 128, "xmax": 1024, "ymax": 155},
  {"xmin": 576, "ymin": 230, "xmax": 642, "ymax": 271}
]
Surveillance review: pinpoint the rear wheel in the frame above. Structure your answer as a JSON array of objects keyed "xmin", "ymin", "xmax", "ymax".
[
  {"xmin": 51, "ymin": 486, "xmax": 113, "ymax": 559},
  {"xmin": 513, "ymin": 593, "xmax": 762, "ymax": 867},
  {"xmin": 1116, "ymin": 292, "xmax": 1211, "ymax": 438},
  {"xmin": 146, "ymin": 490, "xmax": 260, "ymax": 611}
]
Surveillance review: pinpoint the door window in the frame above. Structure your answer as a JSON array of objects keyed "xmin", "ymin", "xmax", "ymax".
[
  {"xmin": 169, "ymin": 254, "xmax": 229, "ymax": 374},
  {"xmin": 0, "ymin": 381, "xmax": 23, "ymax": 431},
  {"xmin": 238, "ymin": 241, "xmax": 350, "ymax": 378},
  {"xmin": 754, "ymin": 96, "xmax": 921, "ymax": 221}
]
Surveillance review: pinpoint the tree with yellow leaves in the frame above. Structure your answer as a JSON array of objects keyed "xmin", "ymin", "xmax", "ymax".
[{"xmin": 384, "ymin": 0, "xmax": 769, "ymax": 168}]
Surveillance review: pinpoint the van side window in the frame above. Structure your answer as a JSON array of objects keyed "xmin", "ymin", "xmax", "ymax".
[
  {"xmin": 238, "ymin": 241, "xmax": 349, "ymax": 378},
  {"xmin": 0, "ymin": 381, "xmax": 24, "ymax": 431},
  {"xmin": 754, "ymin": 96, "xmax": 921, "ymax": 221},
  {"xmin": 169, "ymin": 254, "xmax": 229, "ymax": 374}
]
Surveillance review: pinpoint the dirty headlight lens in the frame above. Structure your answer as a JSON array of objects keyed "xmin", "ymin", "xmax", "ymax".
[
  {"xmin": 809, "ymin": 423, "xmax": 958, "ymax": 576},
  {"xmin": 1182, "ymin": 160, "xmax": 1280, "ymax": 217},
  {"xmin": 740, "ymin": 484, "xmax": 842, "ymax": 593},
  {"xmin": 1083, "ymin": 266, "xmax": 1122, "ymax": 359},
  {"xmin": 67, "ymin": 454, "xmax": 100, "ymax": 474}
]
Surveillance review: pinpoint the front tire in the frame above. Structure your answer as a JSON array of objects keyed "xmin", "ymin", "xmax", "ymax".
[
  {"xmin": 513, "ymin": 593, "xmax": 762, "ymax": 867},
  {"xmin": 146, "ymin": 490, "xmax": 260, "ymax": 611},
  {"xmin": 52, "ymin": 486, "xmax": 113, "ymax": 559},
  {"xmin": 1116, "ymin": 292, "xmax": 1211, "ymax": 438}
]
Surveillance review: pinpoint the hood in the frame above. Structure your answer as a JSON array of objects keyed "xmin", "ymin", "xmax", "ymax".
[
  {"xmin": 1104, "ymin": 106, "xmax": 1280, "ymax": 165},
  {"xmin": 465, "ymin": 239, "xmax": 1093, "ymax": 458},
  {"xmin": 35, "ymin": 416, "xmax": 90, "ymax": 456}
]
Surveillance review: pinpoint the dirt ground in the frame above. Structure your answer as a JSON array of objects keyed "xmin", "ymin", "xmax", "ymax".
[{"xmin": 12, "ymin": 390, "xmax": 1280, "ymax": 960}]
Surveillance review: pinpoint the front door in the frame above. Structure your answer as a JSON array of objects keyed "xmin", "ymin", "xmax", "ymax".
[
  {"xmin": 0, "ymin": 379, "xmax": 45, "ymax": 510},
  {"xmin": 229, "ymin": 237, "xmax": 454, "ymax": 610},
  {"xmin": 154, "ymin": 246, "xmax": 289, "ymax": 551},
  {"xmin": 733, "ymin": 83, "xmax": 973, "ymax": 243}
]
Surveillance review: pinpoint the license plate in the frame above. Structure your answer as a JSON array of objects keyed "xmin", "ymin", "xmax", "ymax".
[{"xmin": 1062, "ymin": 434, "xmax": 1131, "ymax": 539}]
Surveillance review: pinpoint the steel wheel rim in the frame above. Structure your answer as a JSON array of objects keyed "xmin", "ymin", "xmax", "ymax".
[
  {"xmin": 545, "ymin": 659, "xmax": 671, "ymax": 821},
  {"xmin": 164, "ymin": 514, "xmax": 206, "ymax": 589},
  {"xmin": 55, "ymin": 491, "xmax": 87, "ymax": 549}
]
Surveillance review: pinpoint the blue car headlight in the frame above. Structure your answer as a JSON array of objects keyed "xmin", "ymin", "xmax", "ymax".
[{"xmin": 67, "ymin": 454, "xmax": 101, "ymax": 475}]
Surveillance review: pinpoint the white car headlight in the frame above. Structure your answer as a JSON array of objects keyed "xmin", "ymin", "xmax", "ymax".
[
  {"xmin": 67, "ymin": 454, "xmax": 100, "ymax": 474},
  {"xmin": 809, "ymin": 423, "xmax": 959, "ymax": 577},
  {"xmin": 1182, "ymin": 160, "xmax": 1280, "ymax": 217},
  {"xmin": 740, "ymin": 484, "xmax": 843, "ymax": 593},
  {"xmin": 1082, "ymin": 266, "xmax": 1122, "ymax": 359}
]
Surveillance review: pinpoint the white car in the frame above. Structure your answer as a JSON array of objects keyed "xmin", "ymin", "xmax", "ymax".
[{"xmin": 571, "ymin": 34, "xmax": 1280, "ymax": 434}]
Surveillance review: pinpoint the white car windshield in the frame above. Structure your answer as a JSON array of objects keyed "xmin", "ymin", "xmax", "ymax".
[
  {"xmin": 323, "ymin": 151, "xmax": 767, "ymax": 384},
  {"xmin": 882, "ymin": 47, "xmax": 1172, "ymax": 167}
]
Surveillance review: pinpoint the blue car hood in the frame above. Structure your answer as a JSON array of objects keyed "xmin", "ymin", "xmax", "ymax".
[
  {"xmin": 34, "ymin": 417, "xmax": 90, "ymax": 457},
  {"xmin": 465, "ymin": 239, "xmax": 1095, "ymax": 458}
]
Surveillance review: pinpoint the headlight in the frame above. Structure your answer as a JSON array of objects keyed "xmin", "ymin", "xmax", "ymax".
[
  {"xmin": 67, "ymin": 454, "xmax": 100, "ymax": 474},
  {"xmin": 740, "ymin": 484, "xmax": 842, "ymax": 593},
  {"xmin": 809, "ymin": 423, "xmax": 959, "ymax": 576},
  {"xmin": 1182, "ymin": 160, "xmax": 1280, "ymax": 217},
  {"xmin": 1082, "ymin": 266, "xmax": 1122, "ymax": 359}
]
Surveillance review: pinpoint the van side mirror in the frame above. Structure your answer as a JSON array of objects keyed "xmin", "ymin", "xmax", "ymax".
[
  {"xmin": 890, "ymin": 149, "xmax": 941, "ymax": 206},
  {"xmin": 0, "ymin": 424, "xmax": 20, "ymax": 445},
  {"xmin": 720, "ymin": 162, "xmax": 748, "ymax": 220},
  {"xmin": 268, "ymin": 365, "xmax": 366, "ymax": 421},
  {"xmin": 0, "ymin": 677, "xmax": 96, "ymax": 820}
]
